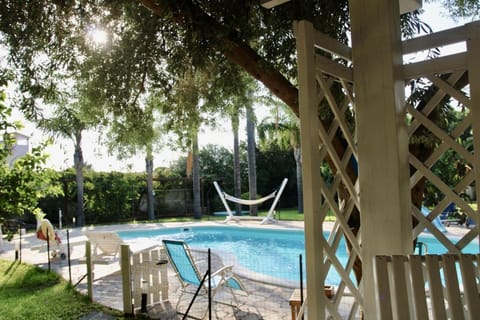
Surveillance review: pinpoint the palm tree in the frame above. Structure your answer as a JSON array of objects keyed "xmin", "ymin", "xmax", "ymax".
[
  {"xmin": 246, "ymin": 105, "xmax": 258, "ymax": 216},
  {"xmin": 39, "ymin": 105, "xmax": 89, "ymax": 226},
  {"xmin": 231, "ymin": 112, "xmax": 242, "ymax": 215},
  {"xmin": 258, "ymin": 102, "xmax": 303, "ymax": 213}
]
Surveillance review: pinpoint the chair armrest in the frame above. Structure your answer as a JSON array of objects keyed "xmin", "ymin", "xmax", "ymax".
[{"xmin": 210, "ymin": 265, "xmax": 234, "ymax": 278}]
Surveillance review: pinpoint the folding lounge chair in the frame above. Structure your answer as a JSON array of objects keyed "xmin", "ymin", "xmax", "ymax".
[
  {"xmin": 162, "ymin": 239, "xmax": 246, "ymax": 318},
  {"xmin": 84, "ymin": 231, "xmax": 124, "ymax": 263}
]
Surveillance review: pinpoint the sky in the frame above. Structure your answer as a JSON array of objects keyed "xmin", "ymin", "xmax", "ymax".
[{"xmin": 8, "ymin": 1, "xmax": 475, "ymax": 173}]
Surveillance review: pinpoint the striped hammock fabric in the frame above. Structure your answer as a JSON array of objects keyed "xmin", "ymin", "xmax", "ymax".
[{"xmin": 223, "ymin": 191, "xmax": 277, "ymax": 205}]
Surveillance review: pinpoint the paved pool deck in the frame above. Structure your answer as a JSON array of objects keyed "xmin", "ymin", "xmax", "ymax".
[{"xmin": 0, "ymin": 219, "xmax": 473, "ymax": 319}]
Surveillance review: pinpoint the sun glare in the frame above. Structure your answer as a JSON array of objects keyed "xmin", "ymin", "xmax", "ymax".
[{"xmin": 88, "ymin": 27, "xmax": 108, "ymax": 45}]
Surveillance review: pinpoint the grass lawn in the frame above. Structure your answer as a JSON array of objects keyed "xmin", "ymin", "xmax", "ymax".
[
  {"xmin": 0, "ymin": 260, "xmax": 134, "ymax": 320},
  {"xmin": 127, "ymin": 208, "xmax": 308, "ymax": 224},
  {"xmin": 125, "ymin": 208, "xmax": 336, "ymax": 225}
]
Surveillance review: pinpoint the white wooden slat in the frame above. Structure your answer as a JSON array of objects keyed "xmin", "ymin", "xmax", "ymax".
[
  {"xmin": 402, "ymin": 53, "xmax": 468, "ymax": 80},
  {"xmin": 407, "ymin": 104, "xmax": 473, "ymax": 164},
  {"xmin": 407, "ymin": 71, "xmax": 466, "ymax": 138},
  {"xmin": 428, "ymin": 75, "xmax": 471, "ymax": 108},
  {"xmin": 151, "ymin": 249, "xmax": 161, "ymax": 303},
  {"xmin": 316, "ymin": 120, "xmax": 359, "ymax": 209},
  {"xmin": 411, "ymin": 206, "xmax": 460, "ymax": 253},
  {"xmin": 321, "ymin": 236, "xmax": 363, "ymax": 303},
  {"xmin": 474, "ymin": 255, "xmax": 480, "ymax": 282},
  {"xmin": 459, "ymin": 255, "xmax": 480, "ymax": 317},
  {"xmin": 425, "ymin": 255, "xmax": 448, "ymax": 320},
  {"xmin": 420, "ymin": 114, "xmax": 473, "ymax": 176},
  {"xmin": 391, "ymin": 255, "xmax": 410, "ymax": 320},
  {"xmin": 318, "ymin": 178, "xmax": 362, "ymax": 257},
  {"xmin": 120, "ymin": 244, "xmax": 133, "ymax": 314},
  {"xmin": 160, "ymin": 248, "xmax": 169, "ymax": 299},
  {"xmin": 402, "ymin": 25, "xmax": 468, "ymax": 55},
  {"xmin": 409, "ymin": 155, "xmax": 471, "ymax": 230},
  {"xmin": 441, "ymin": 255, "xmax": 464, "ymax": 320},
  {"xmin": 317, "ymin": 75, "xmax": 356, "ymax": 158},
  {"xmin": 314, "ymin": 29, "xmax": 352, "ymax": 61},
  {"xmin": 455, "ymin": 229, "xmax": 480, "ymax": 252},
  {"xmin": 315, "ymin": 55, "xmax": 353, "ymax": 82},
  {"xmin": 132, "ymin": 252, "xmax": 142, "ymax": 307},
  {"xmin": 140, "ymin": 251, "xmax": 150, "ymax": 301},
  {"xmin": 374, "ymin": 256, "xmax": 394, "ymax": 320},
  {"xmin": 409, "ymin": 255, "xmax": 429, "ymax": 319},
  {"xmin": 376, "ymin": 254, "xmax": 480, "ymax": 320}
]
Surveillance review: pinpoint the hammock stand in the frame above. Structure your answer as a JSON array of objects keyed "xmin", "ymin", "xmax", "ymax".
[{"xmin": 213, "ymin": 178, "xmax": 288, "ymax": 224}]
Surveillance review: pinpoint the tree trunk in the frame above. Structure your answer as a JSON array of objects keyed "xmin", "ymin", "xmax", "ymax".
[
  {"xmin": 246, "ymin": 106, "xmax": 257, "ymax": 216},
  {"xmin": 294, "ymin": 146, "xmax": 304, "ymax": 213},
  {"xmin": 232, "ymin": 114, "xmax": 242, "ymax": 215},
  {"xmin": 192, "ymin": 131, "xmax": 202, "ymax": 219},
  {"xmin": 146, "ymin": 145, "xmax": 155, "ymax": 220},
  {"xmin": 73, "ymin": 132, "xmax": 85, "ymax": 227}
]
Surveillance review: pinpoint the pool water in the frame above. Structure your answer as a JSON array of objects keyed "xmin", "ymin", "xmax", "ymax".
[{"xmin": 118, "ymin": 225, "xmax": 479, "ymax": 286}]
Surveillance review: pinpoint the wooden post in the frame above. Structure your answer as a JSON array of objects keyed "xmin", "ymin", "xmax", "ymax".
[
  {"xmin": 466, "ymin": 21, "xmax": 480, "ymax": 248},
  {"xmin": 85, "ymin": 241, "xmax": 93, "ymax": 302},
  {"xmin": 294, "ymin": 19, "xmax": 327, "ymax": 320},
  {"xmin": 349, "ymin": 0, "xmax": 412, "ymax": 318},
  {"xmin": 160, "ymin": 248, "xmax": 169, "ymax": 299},
  {"xmin": 120, "ymin": 244, "xmax": 133, "ymax": 315}
]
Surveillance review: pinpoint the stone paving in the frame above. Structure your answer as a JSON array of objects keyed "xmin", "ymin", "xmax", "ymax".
[
  {"xmin": 0, "ymin": 220, "xmax": 472, "ymax": 319},
  {"xmin": 0, "ymin": 221, "xmax": 306, "ymax": 319}
]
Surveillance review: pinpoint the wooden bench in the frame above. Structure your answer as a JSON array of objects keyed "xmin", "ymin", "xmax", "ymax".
[
  {"xmin": 288, "ymin": 286, "xmax": 335, "ymax": 320},
  {"xmin": 374, "ymin": 254, "xmax": 480, "ymax": 319}
]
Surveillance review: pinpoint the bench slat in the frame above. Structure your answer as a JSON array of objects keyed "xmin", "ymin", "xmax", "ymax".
[
  {"xmin": 409, "ymin": 255, "xmax": 429, "ymax": 319},
  {"xmin": 459, "ymin": 254, "xmax": 480, "ymax": 317},
  {"xmin": 375, "ymin": 254, "xmax": 480, "ymax": 320},
  {"xmin": 374, "ymin": 255, "xmax": 394, "ymax": 320}
]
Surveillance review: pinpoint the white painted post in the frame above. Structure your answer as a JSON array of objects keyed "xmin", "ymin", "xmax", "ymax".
[
  {"xmin": 466, "ymin": 21, "xmax": 480, "ymax": 247},
  {"xmin": 349, "ymin": 0, "xmax": 412, "ymax": 319},
  {"xmin": 120, "ymin": 244, "xmax": 133, "ymax": 315},
  {"xmin": 160, "ymin": 248, "xmax": 169, "ymax": 299},
  {"xmin": 294, "ymin": 19, "xmax": 327, "ymax": 320},
  {"xmin": 58, "ymin": 209, "xmax": 62, "ymax": 230},
  {"xmin": 85, "ymin": 241, "xmax": 93, "ymax": 301}
]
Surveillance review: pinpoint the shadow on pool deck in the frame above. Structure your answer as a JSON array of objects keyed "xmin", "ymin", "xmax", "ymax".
[
  {"xmin": 75, "ymin": 266, "xmax": 294, "ymax": 320},
  {"xmin": 3, "ymin": 220, "xmax": 469, "ymax": 319},
  {"xmin": 0, "ymin": 220, "xmax": 307, "ymax": 319}
]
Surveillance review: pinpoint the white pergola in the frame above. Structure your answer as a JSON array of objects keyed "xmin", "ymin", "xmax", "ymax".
[{"xmin": 289, "ymin": 0, "xmax": 480, "ymax": 319}]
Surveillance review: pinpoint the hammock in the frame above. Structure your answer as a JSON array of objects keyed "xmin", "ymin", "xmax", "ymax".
[
  {"xmin": 223, "ymin": 191, "xmax": 277, "ymax": 206},
  {"xmin": 213, "ymin": 178, "xmax": 288, "ymax": 224}
]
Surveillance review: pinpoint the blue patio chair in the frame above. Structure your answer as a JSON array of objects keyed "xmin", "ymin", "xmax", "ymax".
[{"xmin": 162, "ymin": 239, "xmax": 246, "ymax": 317}]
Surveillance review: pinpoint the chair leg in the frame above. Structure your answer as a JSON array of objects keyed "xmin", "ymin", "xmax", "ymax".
[{"xmin": 176, "ymin": 289, "xmax": 186, "ymax": 310}]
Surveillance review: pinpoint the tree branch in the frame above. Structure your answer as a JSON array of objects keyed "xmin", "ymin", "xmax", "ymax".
[{"xmin": 138, "ymin": 0, "xmax": 299, "ymax": 115}]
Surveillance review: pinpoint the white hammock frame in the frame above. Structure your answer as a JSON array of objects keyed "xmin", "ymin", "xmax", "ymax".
[{"xmin": 213, "ymin": 178, "xmax": 288, "ymax": 224}]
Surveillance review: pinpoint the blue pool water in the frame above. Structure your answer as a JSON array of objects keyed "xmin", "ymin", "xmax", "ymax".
[{"xmin": 118, "ymin": 226, "xmax": 479, "ymax": 286}]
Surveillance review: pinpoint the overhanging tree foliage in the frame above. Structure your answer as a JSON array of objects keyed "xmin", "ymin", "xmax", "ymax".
[
  {"xmin": 0, "ymin": 75, "xmax": 62, "ymax": 234},
  {"xmin": 1, "ymin": 0, "xmax": 476, "ymax": 283}
]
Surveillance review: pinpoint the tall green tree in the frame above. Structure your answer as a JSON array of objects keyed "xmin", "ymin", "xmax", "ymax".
[
  {"xmin": 231, "ymin": 111, "xmax": 242, "ymax": 215},
  {"xmin": 246, "ymin": 104, "xmax": 258, "ymax": 216},
  {"xmin": 258, "ymin": 100, "xmax": 303, "ymax": 212},
  {"xmin": 103, "ymin": 96, "xmax": 161, "ymax": 221},
  {"xmin": 437, "ymin": 0, "xmax": 480, "ymax": 17},
  {"xmin": 0, "ymin": 76, "xmax": 62, "ymax": 231},
  {"xmin": 1, "ymin": 0, "xmax": 465, "ymax": 284},
  {"xmin": 38, "ymin": 103, "xmax": 91, "ymax": 227}
]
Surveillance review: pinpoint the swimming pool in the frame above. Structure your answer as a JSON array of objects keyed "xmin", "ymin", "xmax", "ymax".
[{"xmin": 118, "ymin": 225, "xmax": 479, "ymax": 286}]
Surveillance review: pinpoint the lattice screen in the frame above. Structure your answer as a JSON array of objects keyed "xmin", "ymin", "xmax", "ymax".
[
  {"xmin": 407, "ymin": 70, "xmax": 479, "ymax": 251},
  {"xmin": 300, "ymin": 20, "xmax": 480, "ymax": 319}
]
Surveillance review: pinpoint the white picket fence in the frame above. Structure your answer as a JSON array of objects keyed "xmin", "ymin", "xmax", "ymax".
[{"xmin": 84, "ymin": 242, "xmax": 169, "ymax": 314}]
